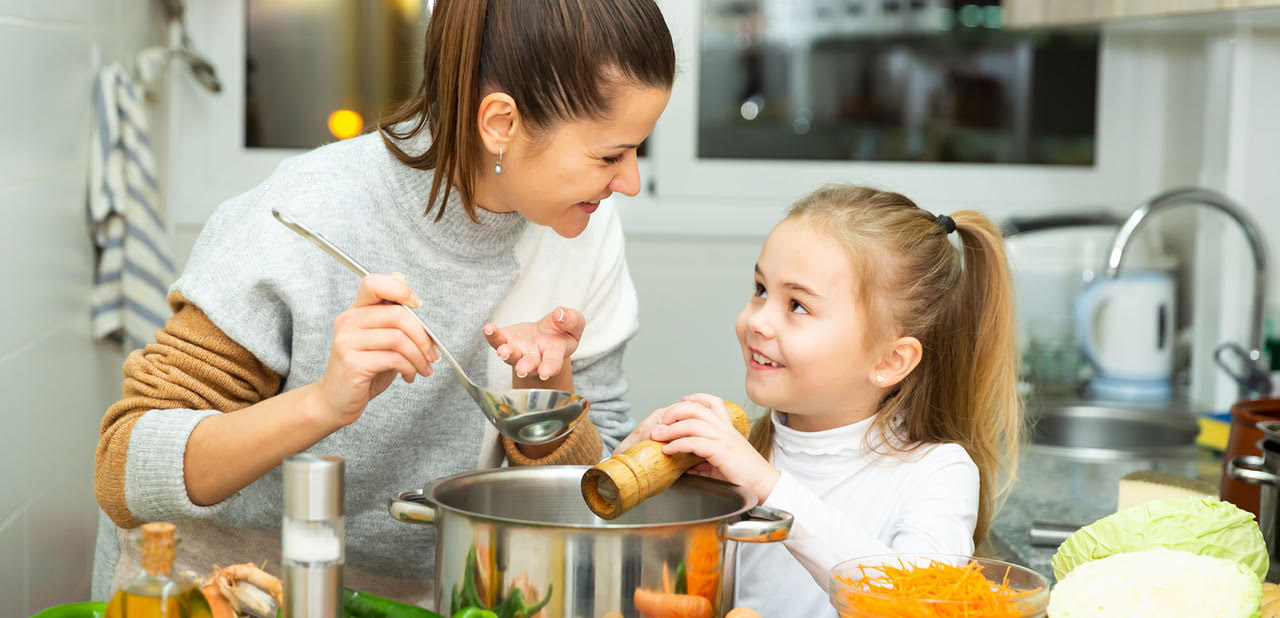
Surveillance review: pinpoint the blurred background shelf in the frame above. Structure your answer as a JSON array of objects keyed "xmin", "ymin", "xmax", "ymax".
[{"xmin": 1005, "ymin": 1, "xmax": 1280, "ymax": 30}]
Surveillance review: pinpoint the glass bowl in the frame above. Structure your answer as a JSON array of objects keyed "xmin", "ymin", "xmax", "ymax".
[{"xmin": 829, "ymin": 553, "xmax": 1050, "ymax": 617}]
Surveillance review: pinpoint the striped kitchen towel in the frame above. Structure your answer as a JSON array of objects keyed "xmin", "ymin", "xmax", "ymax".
[{"xmin": 88, "ymin": 63, "xmax": 175, "ymax": 350}]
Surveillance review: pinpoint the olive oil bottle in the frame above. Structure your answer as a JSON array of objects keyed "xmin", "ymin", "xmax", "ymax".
[{"xmin": 105, "ymin": 522, "xmax": 209, "ymax": 618}]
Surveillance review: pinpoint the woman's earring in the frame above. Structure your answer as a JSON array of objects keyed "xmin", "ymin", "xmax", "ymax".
[
  {"xmin": 876, "ymin": 375, "xmax": 885, "ymax": 383},
  {"xmin": 494, "ymin": 146, "xmax": 504, "ymax": 175}
]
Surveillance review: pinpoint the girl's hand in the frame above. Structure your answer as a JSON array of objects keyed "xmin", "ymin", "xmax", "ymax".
[
  {"xmin": 651, "ymin": 393, "xmax": 781, "ymax": 504},
  {"xmin": 483, "ymin": 307, "xmax": 585, "ymax": 381},
  {"xmin": 310, "ymin": 273, "xmax": 439, "ymax": 428}
]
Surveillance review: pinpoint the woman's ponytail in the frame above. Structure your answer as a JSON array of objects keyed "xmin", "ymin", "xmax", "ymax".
[{"xmin": 381, "ymin": 0, "xmax": 491, "ymax": 222}]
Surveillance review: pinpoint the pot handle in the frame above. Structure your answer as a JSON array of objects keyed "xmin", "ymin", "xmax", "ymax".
[
  {"xmin": 1228, "ymin": 455, "xmax": 1280, "ymax": 487},
  {"xmin": 388, "ymin": 489, "xmax": 438, "ymax": 526},
  {"xmin": 722, "ymin": 505, "xmax": 793, "ymax": 543}
]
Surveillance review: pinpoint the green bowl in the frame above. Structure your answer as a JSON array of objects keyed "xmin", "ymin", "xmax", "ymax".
[{"xmin": 30, "ymin": 602, "xmax": 108, "ymax": 618}]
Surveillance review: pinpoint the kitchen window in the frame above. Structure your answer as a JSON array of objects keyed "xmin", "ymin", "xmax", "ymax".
[{"xmin": 245, "ymin": 0, "xmax": 427, "ymax": 149}]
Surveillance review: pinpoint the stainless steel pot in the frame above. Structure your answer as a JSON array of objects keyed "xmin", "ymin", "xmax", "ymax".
[
  {"xmin": 388, "ymin": 466, "xmax": 792, "ymax": 617},
  {"xmin": 1227, "ymin": 437, "xmax": 1280, "ymax": 582},
  {"xmin": 1259, "ymin": 421, "xmax": 1280, "ymax": 445}
]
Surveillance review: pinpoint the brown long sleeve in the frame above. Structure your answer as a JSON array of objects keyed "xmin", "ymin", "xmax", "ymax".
[
  {"xmin": 94, "ymin": 291, "xmax": 282, "ymax": 528},
  {"xmin": 501, "ymin": 416, "xmax": 604, "ymax": 466}
]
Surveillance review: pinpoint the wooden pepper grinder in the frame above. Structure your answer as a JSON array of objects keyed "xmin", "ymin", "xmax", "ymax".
[{"xmin": 582, "ymin": 401, "xmax": 750, "ymax": 520}]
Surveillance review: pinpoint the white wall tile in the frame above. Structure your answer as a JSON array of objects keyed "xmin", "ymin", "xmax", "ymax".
[
  {"xmin": 0, "ymin": 24, "xmax": 25, "ymax": 186},
  {"xmin": 26, "ymin": 482, "xmax": 100, "ymax": 613},
  {"xmin": 22, "ymin": 24, "xmax": 102, "ymax": 182},
  {"xmin": 1, "ymin": 1, "xmax": 162, "ymax": 613},
  {"xmin": 0, "ymin": 320, "xmax": 124, "ymax": 562},
  {"xmin": 0, "ymin": 181, "xmax": 94, "ymax": 353},
  {"xmin": 117, "ymin": 1, "xmax": 160, "ymax": 55},
  {"xmin": 174, "ymin": 223, "xmax": 201, "ymax": 273},
  {"xmin": 26, "ymin": 0, "xmax": 114, "ymax": 24},
  {"xmin": 0, "ymin": 511, "xmax": 26, "ymax": 614}
]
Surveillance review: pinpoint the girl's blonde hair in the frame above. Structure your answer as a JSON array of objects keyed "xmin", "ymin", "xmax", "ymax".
[{"xmin": 747, "ymin": 184, "xmax": 1022, "ymax": 546}]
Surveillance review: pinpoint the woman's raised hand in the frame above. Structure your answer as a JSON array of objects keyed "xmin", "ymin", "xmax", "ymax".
[
  {"xmin": 311, "ymin": 273, "xmax": 439, "ymax": 428},
  {"xmin": 482, "ymin": 306, "xmax": 585, "ymax": 382}
]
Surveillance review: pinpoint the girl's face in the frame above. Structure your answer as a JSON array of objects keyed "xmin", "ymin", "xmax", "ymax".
[
  {"xmin": 735, "ymin": 218, "xmax": 883, "ymax": 431},
  {"xmin": 484, "ymin": 85, "xmax": 671, "ymax": 238}
]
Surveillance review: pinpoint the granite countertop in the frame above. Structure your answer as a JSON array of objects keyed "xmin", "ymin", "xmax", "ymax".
[{"xmin": 986, "ymin": 447, "xmax": 1224, "ymax": 583}]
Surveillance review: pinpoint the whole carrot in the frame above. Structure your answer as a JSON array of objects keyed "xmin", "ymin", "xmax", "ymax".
[{"xmin": 632, "ymin": 588, "xmax": 713, "ymax": 618}]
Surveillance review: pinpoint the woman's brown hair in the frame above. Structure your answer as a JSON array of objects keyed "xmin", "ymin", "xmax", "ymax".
[
  {"xmin": 379, "ymin": 0, "xmax": 676, "ymax": 221},
  {"xmin": 747, "ymin": 184, "xmax": 1022, "ymax": 547}
]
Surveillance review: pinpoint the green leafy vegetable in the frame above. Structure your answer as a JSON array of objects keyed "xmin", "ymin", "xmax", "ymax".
[
  {"xmin": 1051, "ymin": 496, "xmax": 1267, "ymax": 581},
  {"xmin": 449, "ymin": 544, "xmax": 553, "ymax": 618}
]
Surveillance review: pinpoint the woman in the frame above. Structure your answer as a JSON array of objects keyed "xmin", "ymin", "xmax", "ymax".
[{"xmin": 92, "ymin": 0, "xmax": 675, "ymax": 604}]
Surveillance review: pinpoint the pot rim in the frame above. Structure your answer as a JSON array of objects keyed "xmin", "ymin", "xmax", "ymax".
[
  {"xmin": 404, "ymin": 465, "xmax": 761, "ymax": 530},
  {"xmin": 1258, "ymin": 421, "xmax": 1280, "ymax": 444}
]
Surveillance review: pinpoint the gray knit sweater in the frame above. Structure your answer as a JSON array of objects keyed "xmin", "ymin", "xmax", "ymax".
[{"xmin": 91, "ymin": 130, "xmax": 639, "ymax": 603}]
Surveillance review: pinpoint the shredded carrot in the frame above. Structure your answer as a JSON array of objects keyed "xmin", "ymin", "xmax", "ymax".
[
  {"xmin": 684, "ymin": 531, "xmax": 720, "ymax": 603},
  {"xmin": 686, "ymin": 533, "xmax": 720, "ymax": 571},
  {"xmin": 833, "ymin": 558, "xmax": 1039, "ymax": 618},
  {"xmin": 684, "ymin": 569, "xmax": 718, "ymax": 604}
]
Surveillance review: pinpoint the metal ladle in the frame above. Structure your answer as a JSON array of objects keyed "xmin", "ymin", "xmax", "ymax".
[{"xmin": 272, "ymin": 208, "xmax": 588, "ymax": 445}]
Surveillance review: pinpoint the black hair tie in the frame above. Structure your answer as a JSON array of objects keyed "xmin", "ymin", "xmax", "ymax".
[{"xmin": 935, "ymin": 213, "xmax": 956, "ymax": 235}]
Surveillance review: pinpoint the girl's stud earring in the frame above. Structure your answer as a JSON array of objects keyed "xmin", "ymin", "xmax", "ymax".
[
  {"xmin": 494, "ymin": 146, "xmax": 504, "ymax": 175},
  {"xmin": 876, "ymin": 375, "xmax": 885, "ymax": 383}
]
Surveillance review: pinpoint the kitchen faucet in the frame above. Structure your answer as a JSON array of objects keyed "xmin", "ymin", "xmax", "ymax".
[{"xmin": 1104, "ymin": 187, "xmax": 1272, "ymax": 400}]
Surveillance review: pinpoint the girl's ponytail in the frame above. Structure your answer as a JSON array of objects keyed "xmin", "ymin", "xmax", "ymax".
[{"xmin": 947, "ymin": 211, "xmax": 1022, "ymax": 546}]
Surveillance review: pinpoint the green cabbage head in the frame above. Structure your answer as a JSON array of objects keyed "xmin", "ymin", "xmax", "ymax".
[{"xmin": 1051, "ymin": 496, "xmax": 1267, "ymax": 581}]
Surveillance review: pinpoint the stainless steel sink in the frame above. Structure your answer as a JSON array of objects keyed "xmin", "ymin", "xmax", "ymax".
[
  {"xmin": 1027, "ymin": 402, "xmax": 1200, "ymax": 461},
  {"xmin": 1002, "ymin": 401, "xmax": 1205, "ymax": 565}
]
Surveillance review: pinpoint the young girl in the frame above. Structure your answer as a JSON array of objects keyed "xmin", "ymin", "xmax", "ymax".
[{"xmin": 619, "ymin": 184, "xmax": 1021, "ymax": 616}]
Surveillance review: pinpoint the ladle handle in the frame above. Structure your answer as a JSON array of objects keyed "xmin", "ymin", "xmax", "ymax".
[
  {"xmin": 582, "ymin": 401, "xmax": 750, "ymax": 520},
  {"xmin": 271, "ymin": 208, "xmax": 466, "ymax": 376}
]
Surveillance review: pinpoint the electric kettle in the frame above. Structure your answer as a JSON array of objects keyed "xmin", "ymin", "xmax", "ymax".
[{"xmin": 1075, "ymin": 270, "xmax": 1177, "ymax": 401}]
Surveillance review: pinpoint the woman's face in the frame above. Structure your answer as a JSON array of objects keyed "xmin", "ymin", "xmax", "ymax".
[{"xmin": 482, "ymin": 85, "xmax": 671, "ymax": 238}]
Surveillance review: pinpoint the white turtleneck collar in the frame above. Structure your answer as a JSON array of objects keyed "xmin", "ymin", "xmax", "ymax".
[{"xmin": 769, "ymin": 411, "xmax": 876, "ymax": 478}]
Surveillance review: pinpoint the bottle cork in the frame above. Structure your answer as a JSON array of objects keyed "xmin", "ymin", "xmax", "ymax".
[
  {"xmin": 139, "ymin": 522, "xmax": 177, "ymax": 575},
  {"xmin": 582, "ymin": 401, "xmax": 750, "ymax": 520}
]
